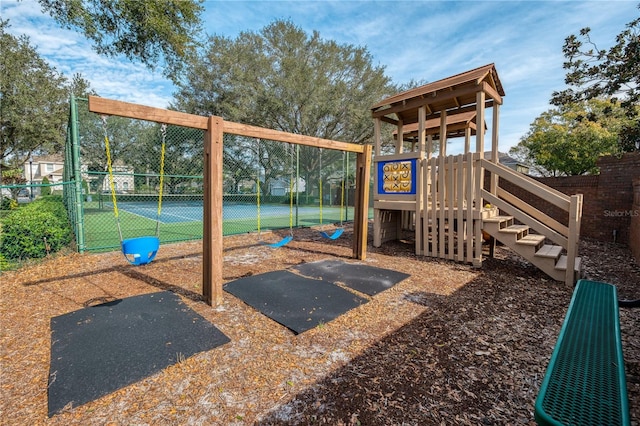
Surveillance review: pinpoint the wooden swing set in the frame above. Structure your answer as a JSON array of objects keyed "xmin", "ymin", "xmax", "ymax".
[{"xmin": 88, "ymin": 96, "xmax": 372, "ymax": 307}]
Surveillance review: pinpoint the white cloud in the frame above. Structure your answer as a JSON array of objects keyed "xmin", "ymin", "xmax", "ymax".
[{"xmin": 2, "ymin": 0, "xmax": 637, "ymax": 141}]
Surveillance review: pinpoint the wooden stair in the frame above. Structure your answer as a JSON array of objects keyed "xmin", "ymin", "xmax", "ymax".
[{"xmin": 482, "ymin": 213, "xmax": 582, "ymax": 283}]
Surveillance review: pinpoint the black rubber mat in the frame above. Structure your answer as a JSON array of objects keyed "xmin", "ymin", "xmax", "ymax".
[
  {"xmin": 293, "ymin": 259, "xmax": 410, "ymax": 296},
  {"xmin": 48, "ymin": 291, "xmax": 230, "ymax": 416},
  {"xmin": 223, "ymin": 270, "xmax": 368, "ymax": 334}
]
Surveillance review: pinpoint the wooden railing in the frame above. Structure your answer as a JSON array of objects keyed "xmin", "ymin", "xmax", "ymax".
[
  {"xmin": 422, "ymin": 152, "xmax": 476, "ymax": 262},
  {"xmin": 480, "ymin": 159, "xmax": 583, "ymax": 286}
]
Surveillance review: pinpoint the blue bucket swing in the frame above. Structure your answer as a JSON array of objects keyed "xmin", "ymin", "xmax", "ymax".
[
  {"xmin": 102, "ymin": 116, "xmax": 167, "ymax": 265},
  {"xmin": 318, "ymin": 149, "xmax": 345, "ymax": 240}
]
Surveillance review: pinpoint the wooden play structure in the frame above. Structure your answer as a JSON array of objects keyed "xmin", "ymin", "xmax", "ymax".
[
  {"xmin": 371, "ymin": 64, "xmax": 583, "ymax": 286},
  {"xmin": 88, "ymin": 96, "xmax": 372, "ymax": 306}
]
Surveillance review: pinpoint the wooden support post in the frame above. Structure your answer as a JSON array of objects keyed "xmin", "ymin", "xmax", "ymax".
[
  {"xmin": 464, "ymin": 127, "xmax": 471, "ymax": 154},
  {"xmin": 565, "ymin": 194, "xmax": 583, "ymax": 287},
  {"xmin": 418, "ymin": 106, "xmax": 427, "ymax": 154},
  {"xmin": 374, "ymin": 118, "xmax": 381, "ymax": 156},
  {"xmin": 203, "ymin": 116, "xmax": 224, "ymax": 306},
  {"xmin": 447, "ymin": 154, "xmax": 455, "ymax": 260},
  {"xmin": 473, "ymin": 91, "xmax": 486, "ymax": 267},
  {"xmin": 416, "ymin": 106, "xmax": 426, "ymax": 255},
  {"xmin": 353, "ymin": 144, "xmax": 372, "ymax": 260},
  {"xmin": 490, "ymin": 103, "xmax": 500, "ymax": 195},
  {"xmin": 439, "ymin": 109, "xmax": 447, "ymax": 158},
  {"xmin": 396, "ymin": 119, "xmax": 403, "ymax": 154}
]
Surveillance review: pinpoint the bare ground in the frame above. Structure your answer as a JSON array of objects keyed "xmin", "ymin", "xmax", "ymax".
[{"xmin": 1, "ymin": 224, "xmax": 638, "ymax": 425}]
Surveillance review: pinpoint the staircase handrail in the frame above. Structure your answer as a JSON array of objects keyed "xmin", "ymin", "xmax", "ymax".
[
  {"xmin": 480, "ymin": 159, "xmax": 583, "ymax": 286},
  {"xmin": 481, "ymin": 159, "xmax": 570, "ymax": 211}
]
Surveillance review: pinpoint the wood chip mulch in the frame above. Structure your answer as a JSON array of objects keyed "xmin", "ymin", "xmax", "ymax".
[{"xmin": 1, "ymin": 224, "xmax": 638, "ymax": 425}]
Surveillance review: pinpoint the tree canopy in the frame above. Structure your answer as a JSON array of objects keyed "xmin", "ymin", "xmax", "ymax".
[
  {"xmin": 1, "ymin": 21, "xmax": 68, "ymax": 176},
  {"xmin": 172, "ymin": 20, "xmax": 396, "ymax": 199},
  {"xmin": 38, "ymin": 0, "xmax": 204, "ymax": 78},
  {"xmin": 173, "ymin": 19, "xmax": 395, "ymax": 143},
  {"xmin": 0, "ymin": 21, "xmax": 94, "ymax": 184},
  {"xmin": 551, "ymin": 4, "xmax": 639, "ymax": 151},
  {"xmin": 509, "ymin": 99, "xmax": 635, "ymax": 176}
]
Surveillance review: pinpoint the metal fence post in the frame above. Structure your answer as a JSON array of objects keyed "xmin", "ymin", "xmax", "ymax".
[{"xmin": 69, "ymin": 95, "xmax": 86, "ymax": 252}]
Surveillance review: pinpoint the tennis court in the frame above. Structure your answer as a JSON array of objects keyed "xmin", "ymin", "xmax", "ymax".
[
  {"xmin": 110, "ymin": 201, "xmax": 347, "ymax": 225},
  {"xmin": 83, "ymin": 198, "xmax": 352, "ymax": 252}
]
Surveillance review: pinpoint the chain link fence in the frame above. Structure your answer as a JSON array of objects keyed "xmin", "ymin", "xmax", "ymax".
[{"xmin": 64, "ymin": 97, "xmax": 359, "ymax": 252}]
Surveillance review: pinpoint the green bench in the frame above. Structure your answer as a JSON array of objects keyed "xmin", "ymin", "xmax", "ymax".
[{"xmin": 535, "ymin": 279, "xmax": 631, "ymax": 426}]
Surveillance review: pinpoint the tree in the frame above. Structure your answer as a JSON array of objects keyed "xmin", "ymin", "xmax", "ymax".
[
  {"xmin": 551, "ymin": 4, "xmax": 640, "ymax": 151},
  {"xmin": 38, "ymin": 0, "xmax": 204, "ymax": 78},
  {"xmin": 173, "ymin": 19, "xmax": 396, "ymax": 198},
  {"xmin": 509, "ymin": 99, "xmax": 634, "ymax": 176},
  {"xmin": 41, "ymin": 176, "xmax": 51, "ymax": 196},
  {"xmin": 0, "ymin": 21, "xmax": 69, "ymax": 183}
]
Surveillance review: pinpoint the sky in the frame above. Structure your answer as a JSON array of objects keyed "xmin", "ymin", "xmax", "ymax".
[{"xmin": 2, "ymin": 0, "xmax": 638, "ymax": 154}]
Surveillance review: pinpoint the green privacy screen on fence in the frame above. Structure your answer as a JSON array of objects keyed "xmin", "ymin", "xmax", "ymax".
[{"xmin": 64, "ymin": 96, "xmax": 361, "ymax": 253}]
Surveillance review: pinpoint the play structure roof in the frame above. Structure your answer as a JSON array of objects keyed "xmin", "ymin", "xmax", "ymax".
[
  {"xmin": 393, "ymin": 110, "xmax": 483, "ymax": 141},
  {"xmin": 372, "ymin": 63, "xmax": 504, "ymax": 126}
]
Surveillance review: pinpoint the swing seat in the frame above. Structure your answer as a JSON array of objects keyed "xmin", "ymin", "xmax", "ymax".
[
  {"xmin": 121, "ymin": 236, "xmax": 160, "ymax": 265},
  {"xmin": 263, "ymin": 235, "xmax": 293, "ymax": 248},
  {"xmin": 320, "ymin": 228, "xmax": 344, "ymax": 240}
]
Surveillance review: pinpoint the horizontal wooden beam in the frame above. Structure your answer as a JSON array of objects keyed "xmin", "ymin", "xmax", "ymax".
[
  {"xmin": 89, "ymin": 95, "xmax": 366, "ymax": 154},
  {"xmin": 88, "ymin": 96, "xmax": 209, "ymax": 129},
  {"xmin": 223, "ymin": 121, "xmax": 366, "ymax": 154}
]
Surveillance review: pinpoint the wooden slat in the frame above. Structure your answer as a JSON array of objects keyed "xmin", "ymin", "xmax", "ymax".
[
  {"xmin": 415, "ymin": 158, "xmax": 424, "ymax": 255},
  {"xmin": 445, "ymin": 155, "xmax": 454, "ymax": 259},
  {"xmin": 456, "ymin": 154, "xmax": 465, "ymax": 262},
  {"xmin": 466, "ymin": 152, "xmax": 475, "ymax": 263},
  {"xmin": 430, "ymin": 157, "xmax": 438, "ymax": 257},
  {"xmin": 438, "ymin": 155, "xmax": 446, "ymax": 258},
  {"xmin": 373, "ymin": 152, "xmax": 422, "ymax": 162},
  {"xmin": 373, "ymin": 200, "xmax": 417, "ymax": 209}
]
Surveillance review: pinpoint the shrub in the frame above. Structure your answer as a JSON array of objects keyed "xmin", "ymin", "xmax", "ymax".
[
  {"xmin": 1, "ymin": 196, "xmax": 17, "ymax": 210},
  {"xmin": 0, "ymin": 196, "xmax": 72, "ymax": 260},
  {"xmin": 41, "ymin": 176, "xmax": 51, "ymax": 196}
]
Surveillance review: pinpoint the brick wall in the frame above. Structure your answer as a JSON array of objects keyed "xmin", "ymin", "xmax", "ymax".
[
  {"xmin": 494, "ymin": 152, "xmax": 640, "ymax": 246},
  {"xmin": 630, "ymin": 178, "xmax": 640, "ymax": 262}
]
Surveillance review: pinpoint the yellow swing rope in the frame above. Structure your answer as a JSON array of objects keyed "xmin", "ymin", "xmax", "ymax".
[
  {"xmin": 340, "ymin": 151, "xmax": 346, "ymax": 225},
  {"xmin": 155, "ymin": 124, "xmax": 167, "ymax": 237},
  {"xmin": 289, "ymin": 145, "xmax": 294, "ymax": 235},
  {"xmin": 319, "ymin": 148, "xmax": 324, "ymax": 229},
  {"xmin": 101, "ymin": 115, "xmax": 123, "ymax": 242},
  {"xmin": 256, "ymin": 141, "xmax": 262, "ymax": 239},
  {"xmin": 101, "ymin": 116, "xmax": 166, "ymax": 242}
]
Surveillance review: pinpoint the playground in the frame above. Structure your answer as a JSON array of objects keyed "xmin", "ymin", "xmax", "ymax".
[
  {"xmin": 1, "ymin": 229, "xmax": 638, "ymax": 424},
  {"xmin": 2, "ymin": 65, "xmax": 638, "ymax": 424}
]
